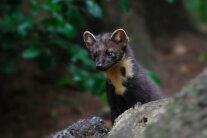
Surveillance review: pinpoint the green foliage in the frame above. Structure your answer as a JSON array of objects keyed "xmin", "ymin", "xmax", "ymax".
[
  {"xmin": 185, "ymin": 0, "xmax": 207, "ymax": 23},
  {"xmin": 22, "ymin": 48, "xmax": 41, "ymax": 58},
  {"xmin": 0, "ymin": 0, "xmax": 106, "ymax": 96},
  {"xmin": 118, "ymin": 0, "xmax": 129, "ymax": 13},
  {"xmin": 86, "ymin": 0, "xmax": 103, "ymax": 18}
]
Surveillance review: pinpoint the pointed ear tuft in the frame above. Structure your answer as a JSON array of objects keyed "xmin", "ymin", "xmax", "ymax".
[
  {"xmin": 83, "ymin": 31, "xmax": 96, "ymax": 48},
  {"xmin": 110, "ymin": 29, "xmax": 128, "ymax": 45}
]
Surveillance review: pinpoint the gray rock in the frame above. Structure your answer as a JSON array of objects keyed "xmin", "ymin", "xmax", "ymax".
[
  {"xmin": 107, "ymin": 99, "xmax": 171, "ymax": 138},
  {"xmin": 143, "ymin": 69, "xmax": 207, "ymax": 138},
  {"xmin": 49, "ymin": 117, "xmax": 109, "ymax": 138},
  {"xmin": 107, "ymin": 69, "xmax": 207, "ymax": 138}
]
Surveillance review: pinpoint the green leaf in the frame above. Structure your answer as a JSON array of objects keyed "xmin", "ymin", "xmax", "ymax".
[
  {"xmin": 52, "ymin": 12, "xmax": 64, "ymax": 23},
  {"xmin": 0, "ymin": 13, "xmax": 18, "ymax": 32},
  {"xmin": 145, "ymin": 69, "xmax": 161, "ymax": 85},
  {"xmin": 17, "ymin": 18, "xmax": 34, "ymax": 36},
  {"xmin": 75, "ymin": 81, "xmax": 87, "ymax": 91},
  {"xmin": 166, "ymin": 0, "xmax": 176, "ymax": 4},
  {"xmin": 29, "ymin": 3, "xmax": 39, "ymax": 15},
  {"xmin": 22, "ymin": 48, "xmax": 41, "ymax": 58},
  {"xmin": 57, "ymin": 77, "xmax": 72, "ymax": 86},
  {"xmin": 74, "ymin": 69, "xmax": 88, "ymax": 82},
  {"xmin": 67, "ymin": 7, "xmax": 85, "ymax": 28},
  {"xmin": 64, "ymin": 44, "xmax": 95, "ymax": 69},
  {"xmin": 68, "ymin": 64, "xmax": 87, "ymax": 81},
  {"xmin": 101, "ymin": 92, "xmax": 108, "ymax": 103},
  {"xmin": 57, "ymin": 23, "xmax": 76, "ymax": 38},
  {"xmin": 50, "ymin": 4, "xmax": 62, "ymax": 11},
  {"xmin": 71, "ymin": 48, "xmax": 94, "ymax": 68},
  {"xmin": 118, "ymin": 0, "xmax": 129, "ymax": 13},
  {"xmin": 86, "ymin": 77, "xmax": 96, "ymax": 92},
  {"xmin": 40, "ymin": 3, "xmax": 51, "ymax": 12},
  {"xmin": 87, "ymin": 73, "xmax": 105, "ymax": 96},
  {"xmin": 86, "ymin": 0, "xmax": 102, "ymax": 18}
]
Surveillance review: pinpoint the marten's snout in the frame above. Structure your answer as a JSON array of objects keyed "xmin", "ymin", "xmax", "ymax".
[
  {"xmin": 96, "ymin": 63, "xmax": 105, "ymax": 71},
  {"xmin": 96, "ymin": 63, "xmax": 102, "ymax": 68}
]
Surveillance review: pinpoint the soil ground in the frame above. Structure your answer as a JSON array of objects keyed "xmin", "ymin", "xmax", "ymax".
[{"xmin": 0, "ymin": 32, "xmax": 207, "ymax": 138}]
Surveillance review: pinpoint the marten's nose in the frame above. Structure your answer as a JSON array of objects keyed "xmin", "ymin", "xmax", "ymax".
[
  {"xmin": 96, "ymin": 63, "xmax": 102, "ymax": 69},
  {"xmin": 96, "ymin": 63, "xmax": 106, "ymax": 71}
]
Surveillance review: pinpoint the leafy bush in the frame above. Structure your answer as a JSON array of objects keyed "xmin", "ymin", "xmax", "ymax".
[
  {"xmin": 0, "ymin": 0, "xmax": 106, "ymax": 96},
  {"xmin": 185, "ymin": 0, "xmax": 207, "ymax": 23}
]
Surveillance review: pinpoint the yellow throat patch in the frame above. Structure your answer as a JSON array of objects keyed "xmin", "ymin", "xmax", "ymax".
[{"xmin": 105, "ymin": 58, "xmax": 134, "ymax": 95}]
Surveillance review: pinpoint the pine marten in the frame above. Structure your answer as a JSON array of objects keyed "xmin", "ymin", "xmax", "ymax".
[{"xmin": 83, "ymin": 29, "xmax": 163, "ymax": 124}]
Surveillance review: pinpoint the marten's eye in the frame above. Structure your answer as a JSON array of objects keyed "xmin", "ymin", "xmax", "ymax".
[
  {"xmin": 93, "ymin": 53, "xmax": 97, "ymax": 58},
  {"xmin": 107, "ymin": 51, "xmax": 113, "ymax": 57}
]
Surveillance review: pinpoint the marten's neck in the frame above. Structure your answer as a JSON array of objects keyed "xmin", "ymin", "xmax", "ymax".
[{"xmin": 105, "ymin": 51, "xmax": 134, "ymax": 95}]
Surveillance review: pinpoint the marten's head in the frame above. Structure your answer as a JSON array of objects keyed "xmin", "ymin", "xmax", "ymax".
[{"xmin": 83, "ymin": 29, "xmax": 129, "ymax": 71}]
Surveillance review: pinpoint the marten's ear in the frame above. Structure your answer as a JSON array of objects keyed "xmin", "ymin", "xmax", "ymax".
[
  {"xmin": 111, "ymin": 29, "xmax": 128, "ymax": 46},
  {"xmin": 83, "ymin": 31, "xmax": 96, "ymax": 49}
]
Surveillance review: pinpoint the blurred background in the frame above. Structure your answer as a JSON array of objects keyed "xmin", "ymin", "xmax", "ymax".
[{"xmin": 0, "ymin": 0, "xmax": 207, "ymax": 137}]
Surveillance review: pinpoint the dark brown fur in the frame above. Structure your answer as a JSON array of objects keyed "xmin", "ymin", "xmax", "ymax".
[
  {"xmin": 85, "ymin": 33, "xmax": 126, "ymax": 71},
  {"xmin": 83, "ymin": 29, "xmax": 163, "ymax": 124}
]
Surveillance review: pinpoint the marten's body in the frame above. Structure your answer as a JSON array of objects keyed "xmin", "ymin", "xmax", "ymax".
[{"xmin": 83, "ymin": 29, "xmax": 163, "ymax": 124}]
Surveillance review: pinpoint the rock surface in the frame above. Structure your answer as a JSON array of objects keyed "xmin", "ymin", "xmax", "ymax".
[
  {"xmin": 106, "ymin": 99, "xmax": 171, "ymax": 138},
  {"xmin": 48, "ymin": 117, "xmax": 109, "ymax": 138},
  {"xmin": 108, "ymin": 69, "xmax": 207, "ymax": 138},
  {"xmin": 143, "ymin": 69, "xmax": 207, "ymax": 138}
]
